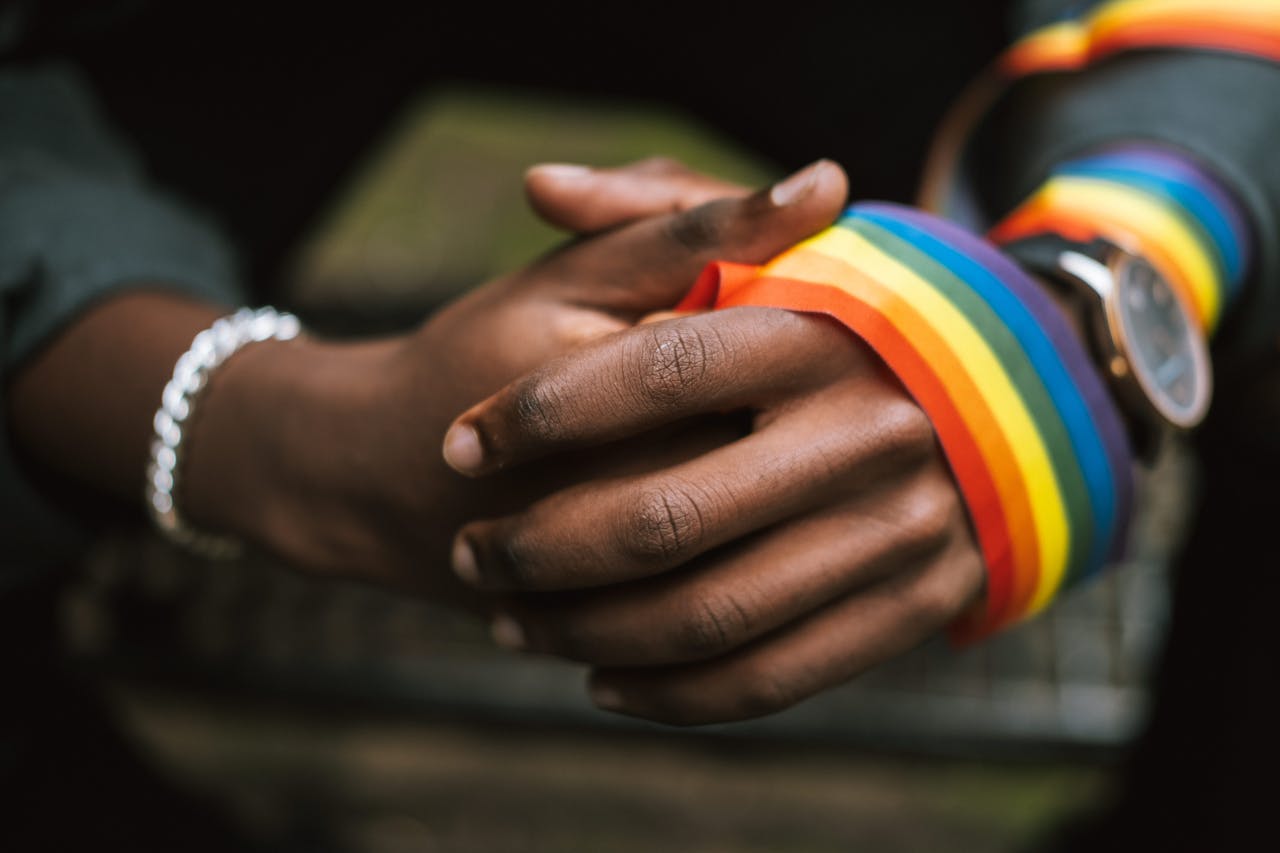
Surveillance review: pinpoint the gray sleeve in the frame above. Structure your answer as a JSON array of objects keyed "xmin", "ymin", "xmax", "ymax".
[
  {"xmin": 1, "ymin": 62, "xmax": 246, "ymax": 580},
  {"xmin": 964, "ymin": 51, "xmax": 1280, "ymax": 365}
]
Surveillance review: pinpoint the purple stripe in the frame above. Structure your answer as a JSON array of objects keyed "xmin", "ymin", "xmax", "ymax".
[
  {"xmin": 1087, "ymin": 144, "xmax": 1252, "ymax": 266},
  {"xmin": 858, "ymin": 202, "xmax": 1136, "ymax": 559}
]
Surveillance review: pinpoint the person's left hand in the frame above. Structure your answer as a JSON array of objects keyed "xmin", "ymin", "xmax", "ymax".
[{"xmin": 441, "ymin": 303, "xmax": 987, "ymax": 725}]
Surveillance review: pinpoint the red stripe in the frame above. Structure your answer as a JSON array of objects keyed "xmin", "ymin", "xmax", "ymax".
[{"xmin": 688, "ymin": 265, "xmax": 1021, "ymax": 635}]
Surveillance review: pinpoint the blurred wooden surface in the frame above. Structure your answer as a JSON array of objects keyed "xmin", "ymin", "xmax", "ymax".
[{"xmin": 108, "ymin": 682, "xmax": 1109, "ymax": 853}]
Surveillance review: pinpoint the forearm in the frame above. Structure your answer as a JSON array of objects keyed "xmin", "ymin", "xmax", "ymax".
[
  {"xmin": 8, "ymin": 291, "xmax": 223, "ymax": 501},
  {"xmin": 11, "ymin": 292, "xmax": 480, "ymax": 608},
  {"xmin": 0, "ymin": 64, "xmax": 249, "ymax": 569},
  {"xmin": 962, "ymin": 2, "xmax": 1280, "ymax": 358},
  {"xmin": 178, "ymin": 325, "xmax": 429, "ymax": 581},
  {"xmin": 5, "ymin": 290, "xmax": 446, "ymax": 581},
  {"xmin": 989, "ymin": 143, "xmax": 1251, "ymax": 338}
]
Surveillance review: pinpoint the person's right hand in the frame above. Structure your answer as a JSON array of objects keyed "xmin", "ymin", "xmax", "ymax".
[
  {"xmin": 438, "ymin": 300, "xmax": 986, "ymax": 723},
  {"xmin": 180, "ymin": 159, "xmax": 848, "ymax": 604}
]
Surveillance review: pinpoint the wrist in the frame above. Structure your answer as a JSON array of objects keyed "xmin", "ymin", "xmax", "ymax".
[
  {"xmin": 8, "ymin": 291, "xmax": 225, "ymax": 503},
  {"xmin": 1004, "ymin": 235, "xmax": 1214, "ymax": 461},
  {"xmin": 180, "ymin": 331, "xmax": 420, "ymax": 573},
  {"xmin": 686, "ymin": 203, "xmax": 1136, "ymax": 638},
  {"xmin": 988, "ymin": 144, "xmax": 1250, "ymax": 339}
]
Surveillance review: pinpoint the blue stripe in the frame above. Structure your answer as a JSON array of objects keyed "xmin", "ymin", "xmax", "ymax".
[
  {"xmin": 1059, "ymin": 155, "xmax": 1245, "ymax": 297},
  {"xmin": 855, "ymin": 208, "xmax": 1118, "ymax": 581}
]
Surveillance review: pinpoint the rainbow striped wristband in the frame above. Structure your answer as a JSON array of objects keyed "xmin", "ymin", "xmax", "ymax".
[
  {"xmin": 922, "ymin": 0, "xmax": 1280, "ymax": 231},
  {"xmin": 679, "ymin": 203, "xmax": 1134, "ymax": 639},
  {"xmin": 991, "ymin": 145, "xmax": 1250, "ymax": 336},
  {"xmin": 1001, "ymin": 0, "xmax": 1280, "ymax": 79}
]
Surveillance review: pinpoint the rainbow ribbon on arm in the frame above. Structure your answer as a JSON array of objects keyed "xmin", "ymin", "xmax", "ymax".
[
  {"xmin": 684, "ymin": 2, "xmax": 1265, "ymax": 639},
  {"xmin": 922, "ymin": 0, "xmax": 1280, "ymax": 221},
  {"xmin": 679, "ymin": 204, "xmax": 1135, "ymax": 639},
  {"xmin": 680, "ymin": 147, "xmax": 1249, "ymax": 638},
  {"xmin": 1002, "ymin": 0, "xmax": 1280, "ymax": 77},
  {"xmin": 990, "ymin": 144, "xmax": 1251, "ymax": 335}
]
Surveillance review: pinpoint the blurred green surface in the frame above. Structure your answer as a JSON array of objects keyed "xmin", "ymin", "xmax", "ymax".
[{"xmin": 288, "ymin": 86, "xmax": 776, "ymax": 309}]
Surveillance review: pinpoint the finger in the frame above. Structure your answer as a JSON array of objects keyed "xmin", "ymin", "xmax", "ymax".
[
  {"xmin": 451, "ymin": 372, "xmax": 936, "ymax": 591},
  {"xmin": 537, "ymin": 158, "xmax": 848, "ymax": 317},
  {"xmin": 525, "ymin": 157, "xmax": 750, "ymax": 234},
  {"xmin": 638, "ymin": 309, "xmax": 698, "ymax": 325},
  {"xmin": 442, "ymin": 307, "xmax": 860, "ymax": 476},
  {"xmin": 497, "ymin": 466, "xmax": 968, "ymax": 667},
  {"xmin": 587, "ymin": 541, "xmax": 985, "ymax": 726}
]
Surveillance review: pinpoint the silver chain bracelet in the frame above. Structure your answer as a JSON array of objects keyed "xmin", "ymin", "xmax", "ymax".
[{"xmin": 145, "ymin": 306, "xmax": 302, "ymax": 559}]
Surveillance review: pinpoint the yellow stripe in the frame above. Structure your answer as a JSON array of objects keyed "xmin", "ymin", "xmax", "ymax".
[
  {"xmin": 1092, "ymin": 0, "xmax": 1280, "ymax": 31},
  {"xmin": 1038, "ymin": 177, "xmax": 1221, "ymax": 329},
  {"xmin": 1006, "ymin": 0, "xmax": 1280, "ymax": 74},
  {"xmin": 770, "ymin": 228, "xmax": 1071, "ymax": 611},
  {"xmin": 1019, "ymin": 20, "xmax": 1088, "ymax": 54}
]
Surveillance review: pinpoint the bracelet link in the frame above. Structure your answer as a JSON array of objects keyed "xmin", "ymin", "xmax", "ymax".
[{"xmin": 144, "ymin": 306, "xmax": 301, "ymax": 559}]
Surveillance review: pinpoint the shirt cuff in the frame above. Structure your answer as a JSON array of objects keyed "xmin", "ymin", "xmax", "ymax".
[{"xmin": 1, "ymin": 69, "xmax": 247, "ymax": 577}]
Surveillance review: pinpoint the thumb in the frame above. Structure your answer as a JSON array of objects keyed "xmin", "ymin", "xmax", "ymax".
[
  {"xmin": 544, "ymin": 159, "xmax": 848, "ymax": 319},
  {"xmin": 525, "ymin": 157, "xmax": 750, "ymax": 234}
]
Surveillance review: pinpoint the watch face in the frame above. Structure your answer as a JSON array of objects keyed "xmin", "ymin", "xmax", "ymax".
[{"xmin": 1111, "ymin": 256, "xmax": 1211, "ymax": 429}]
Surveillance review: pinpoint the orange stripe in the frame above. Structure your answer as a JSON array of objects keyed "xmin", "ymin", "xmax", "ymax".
[
  {"xmin": 1099, "ymin": 10, "xmax": 1280, "ymax": 33},
  {"xmin": 990, "ymin": 195, "xmax": 1207, "ymax": 329},
  {"xmin": 777, "ymin": 248, "xmax": 1052, "ymax": 627},
  {"xmin": 716, "ymin": 275, "xmax": 1018, "ymax": 631},
  {"xmin": 1001, "ymin": 25, "xmax": 1089, "ymax": 75},
  {"xmin": 705, "ymin": 256, "xmax": 1042, "ymax": 629},
  {"xmin": 1000, "ymin": 6, "xmax": 1280, "ymax": 77},
  {"xmin": 1089, "ymin": 20, "xmax": 1280, "ymax": 63}
]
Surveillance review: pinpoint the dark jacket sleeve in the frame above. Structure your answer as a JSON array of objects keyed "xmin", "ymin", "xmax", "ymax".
[
  {"xmin": 965, "ymin": 49, "xmax": 1280, "ymax": 363},
  {"xmin": 0, "ymin": 62, "xmax": 245, "ymax": 582}
]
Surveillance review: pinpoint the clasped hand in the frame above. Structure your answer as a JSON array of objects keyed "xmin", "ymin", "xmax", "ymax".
[
  {"xmin": 439, "ymin": 164, "xmax": 986, "ymax": 726},
  {"xmin": 222, "ymin": 158, "xmax": 985, "ymax": 725}
]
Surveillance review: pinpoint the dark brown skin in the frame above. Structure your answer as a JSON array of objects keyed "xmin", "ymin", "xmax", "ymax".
[
  {"xmin": 441, "ymin": 170, "xmax": 1090, "ymax": 725},
  {"xmin": 11, "ymin": 158, "xmax": 1085, "ymax": 726},
  {"xmin": 8, "ymin": 158, "xmax": 849, "ymax": 610},
  {"xmin": 444, "ymin": 306, "xmax": 986, "ymax": 725}
]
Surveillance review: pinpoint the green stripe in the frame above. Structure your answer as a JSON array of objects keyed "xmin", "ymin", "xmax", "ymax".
[{"xmin": 843, "ymin": 217, "xmax": 1096, "ymax": 588}]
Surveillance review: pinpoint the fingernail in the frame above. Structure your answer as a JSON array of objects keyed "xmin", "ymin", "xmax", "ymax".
[
  {"xmin": 442, "ymin": 423, "xmax": 484, "ymax": 473},
  {"xmin": 589, "ymin": 682, "xmax": 625, "ymax": 711},
  {"xmin": 452, "ymin": 537, "xmax": 480, "ymax": 585},
  {"xmin": 769, "ymin": 160, "xmax": 824, "ymax": 206},
  {"xmin": 531, "ymin": 163, "xmax": 592, "ymax": 181},
  {"xmin": 490, "ymin": 614, "xmax": 526, "ymax": 650}
]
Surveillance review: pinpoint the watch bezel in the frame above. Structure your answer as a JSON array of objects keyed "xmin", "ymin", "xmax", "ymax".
[{"xmin": 1061, "ymin": 246, "xmax": 1212, "ymax": 433}]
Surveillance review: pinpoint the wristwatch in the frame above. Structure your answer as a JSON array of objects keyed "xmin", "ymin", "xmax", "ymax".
[{"xmin": 1003, "ymin": 233, "xmax": 1212, "ymax": 456}]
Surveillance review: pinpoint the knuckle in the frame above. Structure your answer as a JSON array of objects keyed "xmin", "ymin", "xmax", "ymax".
[
  {"xmin": 673, "ymin": 591, "xmax": 752, "ymax": 659},
  {"xmin": 904, "ymin": 474, "xmax": 962, "ymax": 556},
  {"xmin": 493, "ymin": 524, "xmax": 545, "ymax": 588},
  {"xmin": 908, "ymin": 564, "xmax": 974, "ymax": 627},
  {"xmin": 510, "ymin": 372, "xmax": 569, "ymax": 445},
  {"xmin": 634, "ymin": 155, "xmax": 686, "ymax": 176},
  {"xmin": 875, "ymin": 395, "xmax": 937, "ymax": 468},
  {"xmin": 662, "ymin": 202, "xmax": 727, "ymax": 254},
  {"xmin": 634, "ymin": 323, "xmax": 725, "ymax": 403},
  {"xmin": 620, "ymin": 485, "xmax": 705, "ymax": 563},
  {"xmin": 806, "ymin": 435, "xmax": 863, "ymax": 484},
  {"xmin": 730, "ymin": 663, "xmax": 801, "ymax": 719}
]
